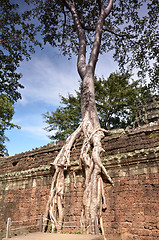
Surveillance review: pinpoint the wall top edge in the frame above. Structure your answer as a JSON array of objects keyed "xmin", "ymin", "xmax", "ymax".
[
  {"xmin": 0, "ymin": 146, "xmax": 158, "ymax": 181},
  {"xmin": 0, "ymin": 121, "xmax": 159, "ymax": 162}
]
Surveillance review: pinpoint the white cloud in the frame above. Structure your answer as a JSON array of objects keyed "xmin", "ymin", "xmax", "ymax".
[
  {"xmin": 16, "ymin": 44, "xmax": 119, "ymax": 108},
  {"xmin": 17, "ymin": 47, "xmax": 118, "ymax": 107},
  {"xmin": 22, "ymin": 125, "xmax": 48, "ymax": 139},
  {"xmin": 18, "ymin": 50, "xmax": 80, "ymax": 106}
]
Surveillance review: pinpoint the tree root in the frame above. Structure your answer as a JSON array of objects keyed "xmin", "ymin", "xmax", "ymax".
[
  {"xmin": 53, "ymin": 123, "xmax": 83, "ymax": 168},
  {"xmin": 79, "ymin": 120, "xmax": 113, "ymax": 236},
  {"xmin": 43, "ymin": 123, "xmax": 83, "ymax": 231},
  {"xmin": 43, "ymin": 166, "xmax": 65, "ymax": 232},
  {"xmin": 43, "ymin": 120, "xmax": 113, "ymax": 238}
]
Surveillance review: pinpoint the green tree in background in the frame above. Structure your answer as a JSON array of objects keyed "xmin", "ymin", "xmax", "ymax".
[
  {"xmin": 0, "ymin": 95, "xmax": 20, "ymax": 155},
  {"xmin": 43, "ymin": 72, "xmax": 151, "ymax": 141},
  {"xmin": 0, "ymin": 0, "xmax": 41, "ymax": 153},
  {"xmin": 43, "ymin": 91, "xmax": 81, "ymax": 141},
  {"xmin": 0, "ymin": 0, "xmax": 41, "ymax": 101},
  {"xmin": 95, "ymin": 72, "xmax": 151, "ymax": 129}
]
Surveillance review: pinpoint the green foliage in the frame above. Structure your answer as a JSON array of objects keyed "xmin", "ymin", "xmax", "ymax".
[
  {"xmin": 25, "ymin": 0, "xmax": 159, "ymax": 88},
  {"xmin": 95, "ymin": 72, "xmax": 151, "ymax": 129},
  {"xmin": 0, "ymin": 0, "xmax": 42, "ymax": 153},
  {"xmin": 43, "ymin": 72, "xmax": 151, "ymax": 140},
  {"xmin": 1, "ymin": 0, "xmax": 158, "ymax": 99},
  {"xmin": 43, "ymin": 91, "xmax": 81, "ymax": 141},
  {"xmin": 0, "ymin": 94, "xmax": 20, "ymax": 155},
  {"xmin": 1, "ymin": 0, "xmax": 23, "ymax": 101},
  {"xmin": 0, "ymin": 0, "xmax": 41, "ymax": 101}
]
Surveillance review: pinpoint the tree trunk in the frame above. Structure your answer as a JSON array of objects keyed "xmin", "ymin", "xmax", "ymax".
[
  {"xmin": 42, "ymin": 66, "xmax": 113, "ymax": 236},
  {"xmin": 43, "ymin": 0, "xmax": 114, "ymax": 237},
  {"xmin": 80, "ymin": 68, "xmax": 113, "ymax": 235}
]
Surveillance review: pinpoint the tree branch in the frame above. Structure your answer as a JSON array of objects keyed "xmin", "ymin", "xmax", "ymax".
[
  {"xmin": 81, "ymin": 23, "xmax": 136, "ymax": 38},
  {"xmin": 103, "ymin": 27, "xmax": 137, "ymax": 38},
  {"xmin": 104, "ymin": 0, "xmax": 113, "ymax": 16},
  {"xmin": 64, "ymin": 0, "xmax": 87, "ymax": 79},
  {"xmin": 88, "ymin": 0, "xmax": 113, "ymax": 72}
]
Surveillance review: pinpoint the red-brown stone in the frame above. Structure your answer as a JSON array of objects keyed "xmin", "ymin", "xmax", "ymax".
[{"xmin": 0, "ymin": 122, "xmax": 159, "ymax": 240}]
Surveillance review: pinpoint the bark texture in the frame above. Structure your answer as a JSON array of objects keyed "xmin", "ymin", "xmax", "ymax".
[{"xmin": 43, "ymin": 0, "xmax": 114, "ymax": 238}]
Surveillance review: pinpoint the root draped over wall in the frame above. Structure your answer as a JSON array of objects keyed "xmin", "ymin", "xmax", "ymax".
[{"xmin": 42, "ymin": 120, "xmax": 115, "ymax": 236}]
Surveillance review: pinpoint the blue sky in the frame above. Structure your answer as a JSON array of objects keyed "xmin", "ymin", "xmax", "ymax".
[{"xmin": 5, "ymin": 43, "xmax": 118, "ymax": 156}]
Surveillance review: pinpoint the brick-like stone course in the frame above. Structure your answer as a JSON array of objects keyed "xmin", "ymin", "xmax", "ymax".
[
  {"xmin": 103, "ymin": 172, "xmax": 159, "ymax": 240},
  {"xmin": 0, "ymin": 121, "xmax": 159, "ymax": 240}
]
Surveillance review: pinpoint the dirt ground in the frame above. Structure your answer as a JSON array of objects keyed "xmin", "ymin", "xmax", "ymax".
[{"xmin": 3, "ymin": 232, "xmax": 104, "ymax": 240}]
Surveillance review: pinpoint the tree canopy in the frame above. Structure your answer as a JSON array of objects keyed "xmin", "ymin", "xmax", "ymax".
[
  {"xmin": 0, "ymin": 0, "xmax": 41, "ymax": 153},
  {"xmin": 25, "ymin": 0, "xmax": 159, "ymax": 89},
  {"xmin": 43, "ymin": 72, "xmax": 151, "ymax": 141},
  {"xmin": 0, "ymin": 0, "xmax": 41, "ymax": 102}
]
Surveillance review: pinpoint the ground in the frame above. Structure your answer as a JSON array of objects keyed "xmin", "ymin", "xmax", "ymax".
[{"xmin": 3, "ymin": 232, "xmax": 104, "ymax": 240}]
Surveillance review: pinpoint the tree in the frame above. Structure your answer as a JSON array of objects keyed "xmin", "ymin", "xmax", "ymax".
[
  {"xmin": 0, "ymin": 0, "xmax": 42, "ymax": 101},
  {"xmin": 0, "ymin": 94, "xmax": 20, "ymax": 155},
  {"xmin": 0, "ymin": 0, "xmax": 41, "ymax": 152},
  {"xmin": 23, "ymin": 0, "xmax": 158, "ymax": 235},
  {"xmin": 43, "ymin": 90, "xmax": 81, "ymax": 141},
  {"xmin": 95, "ymin": 72, "xmax": 151, "ymax": 129},
  {"xmin": 43, "ymin": 72, "xmax": 151, "ymax": 141}
]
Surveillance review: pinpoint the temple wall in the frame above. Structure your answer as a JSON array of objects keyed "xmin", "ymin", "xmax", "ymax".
[{"xmin": 0, "ymin": 122, "xmax": 159, "ymax": 240}]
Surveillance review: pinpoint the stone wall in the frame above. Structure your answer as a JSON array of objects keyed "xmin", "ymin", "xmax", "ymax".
[
  {"xmin": 0, "ymin": 121, "xmax": 159, "ymax": 240},
  {"xmin": 100, "ymin": 122, "xmax": 159, "ymax": 239}
]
